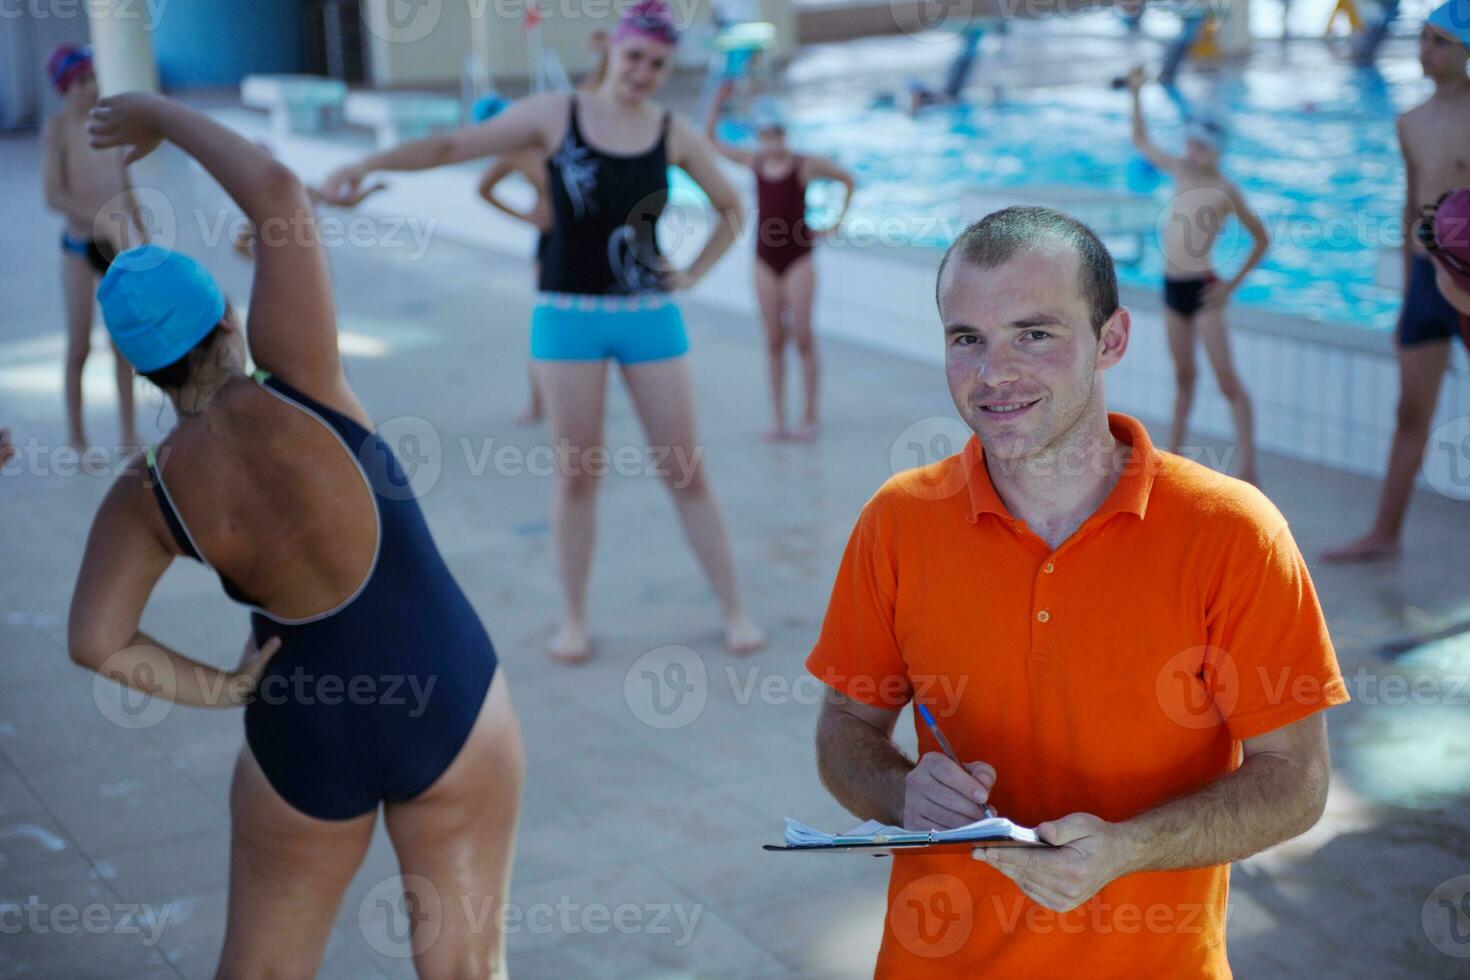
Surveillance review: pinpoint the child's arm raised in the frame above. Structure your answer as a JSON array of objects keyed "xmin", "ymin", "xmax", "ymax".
[
  {"xmin": 703, "ymin": 80, "xmax": 756, "ymax": 168},
  {"xmin": 1125, "ymin": 67, "xmax": 1182, "ymax": 174}
]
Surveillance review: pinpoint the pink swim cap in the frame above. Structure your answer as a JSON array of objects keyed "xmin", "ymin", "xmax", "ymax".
[
  {"xmin": 612, "ymin": 0, "xmax": 679, "ymax": 47},
  {"xmin": 47, "ymin": 43, "xmax": 93, "ymax": 94},
  {"xmin": 1431, "ymin": 187, "xmax": 1470, "ymax": 294}
]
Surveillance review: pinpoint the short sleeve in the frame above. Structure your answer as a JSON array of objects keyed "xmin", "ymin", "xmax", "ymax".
[
  {"xmin": 805, "ymin": 493, "xmax": 913, "ymax": 709},
  {"xmin": 1205, "ymin": 523, "xmax": 1349, "ymax": 741}
]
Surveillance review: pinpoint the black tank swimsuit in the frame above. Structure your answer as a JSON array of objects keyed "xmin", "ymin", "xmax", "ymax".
[{"xmin": 540, "ymin": 94, "xmax": 672, "ymax": 297}]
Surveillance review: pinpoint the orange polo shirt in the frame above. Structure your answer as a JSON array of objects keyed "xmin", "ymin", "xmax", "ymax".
[{"xmin": 806, "ymin": 414, "xmax": 1347, "ymax": 979}]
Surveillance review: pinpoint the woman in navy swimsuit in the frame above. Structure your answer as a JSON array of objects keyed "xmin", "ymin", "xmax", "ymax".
[{"xmin": 70, "ymin": 94, "xmax": 523, "ymax": 978}]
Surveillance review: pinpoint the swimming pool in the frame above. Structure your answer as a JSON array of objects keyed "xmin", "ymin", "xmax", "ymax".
[{"xmin": 762, "ymin": 44, "xmax": 1434, "ymax": 331}]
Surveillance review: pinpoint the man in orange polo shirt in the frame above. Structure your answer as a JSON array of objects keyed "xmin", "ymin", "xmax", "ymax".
[{"xmin": 808, "ymin": 206, "xmax": 1348, "ymax": 978}]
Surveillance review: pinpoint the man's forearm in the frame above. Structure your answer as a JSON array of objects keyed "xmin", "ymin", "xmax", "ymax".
[
  {"xmin": 815, "ymin": 713, "xmax": 911, "ymax": 826},
  {"xmin": 1115, "ymin": 750, "xmax": 1327, "ymax": 875}
]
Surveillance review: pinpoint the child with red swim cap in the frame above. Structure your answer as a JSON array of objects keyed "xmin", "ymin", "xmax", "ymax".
[{"xmin": 41, "ymin": 43, "xmax": 146, "ymax": 451}]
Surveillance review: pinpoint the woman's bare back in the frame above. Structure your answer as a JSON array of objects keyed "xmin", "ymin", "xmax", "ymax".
[{"xmin": 152, "ymin": 374, "xmax": 378, "ymax": 620}]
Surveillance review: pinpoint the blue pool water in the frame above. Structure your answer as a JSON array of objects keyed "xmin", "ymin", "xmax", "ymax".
[{"xmin": 763, "ymin": 52, "xmax": 1434, "ymax": 331}]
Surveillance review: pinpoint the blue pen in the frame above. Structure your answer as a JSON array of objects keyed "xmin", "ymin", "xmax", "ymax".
[{"xmin": 917, "ymin": 703, "xmax": 998, "ymax": 820}]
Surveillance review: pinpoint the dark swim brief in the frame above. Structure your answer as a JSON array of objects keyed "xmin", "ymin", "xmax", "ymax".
[
  {"xmin": 60, "ymin": 232, "xmax": 115, "ymax": 276},
  {"xmin": 1163, "ymin": 274, "xmax": 1218, "ymax": 318},
  {"xmin": 1399, "ymin": 254, "xmax": 1470, "ymax": 349}
]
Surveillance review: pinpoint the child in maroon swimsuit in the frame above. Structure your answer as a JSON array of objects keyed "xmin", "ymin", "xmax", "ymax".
[{"xmin": 706, "ymin": 82, "xmax": 856, "ymax": 441}]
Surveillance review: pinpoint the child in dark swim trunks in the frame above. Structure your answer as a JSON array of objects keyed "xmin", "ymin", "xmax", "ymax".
[
  {"xmin": 1126, "ymin": 66, "xmax": 1270, "ymax": 485},
  {"xmin": 1324, "ymin": 5, "xmax": 1470, "ymax": 562},
  {"xmin": 704, "ymin": 80, "xmax": 855, "ymax": 441},
  {"xmin": 42, "ymin": 44, "xmax": 146, "ymax": 451}
]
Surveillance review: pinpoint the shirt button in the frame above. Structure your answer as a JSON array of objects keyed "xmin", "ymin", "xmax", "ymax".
[
  {"xmin": 1037, "ymin": 610, "xmax": 1051, "ymax": 623},
  {"xmin": 1043, "ymin": 562, "xmax": 1055, "ymax": 574}
]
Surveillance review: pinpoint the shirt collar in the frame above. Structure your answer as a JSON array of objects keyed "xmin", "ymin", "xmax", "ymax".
[{"xmin": 962, "ymin": 413, "xmax": 1162, "ymax": 525}]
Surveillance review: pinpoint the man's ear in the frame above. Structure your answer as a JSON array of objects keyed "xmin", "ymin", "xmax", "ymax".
[{"xmin": 1097, "ymin": 307, "xmax": 1131, "ymax": 369}]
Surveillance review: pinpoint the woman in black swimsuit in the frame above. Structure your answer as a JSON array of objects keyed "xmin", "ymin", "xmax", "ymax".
[{"xmin": 325, "ymin": 1, "xmax": 766, "ymax": 662}]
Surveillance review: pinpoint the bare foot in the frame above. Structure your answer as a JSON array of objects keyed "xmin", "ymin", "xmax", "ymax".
[
  {"xmin": 1320, "ymin": 535, "xmax": 1400, "ymax": 564},
  {"xmin": 724, "ymin": 614, "xmax": 767, "ymax": 656},
  {"xmin": 548, "ymin": 622, "xmax": 592, "ymax": 664},
  {"xmin": 515, "ymin": 405, "xmax": 543, "ymax": 426},
  {"xmin": 763, "ymin": 427, "xmax": 791, "ymax": 443},
  {"xmin": 792, "ymin": 421, "xmax": 819, "ymax": 442}
]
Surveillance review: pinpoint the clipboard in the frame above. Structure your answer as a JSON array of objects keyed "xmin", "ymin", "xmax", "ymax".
[{"xmin": 764, "ymin": 838, "xmax": 1049, "ymax": 857}]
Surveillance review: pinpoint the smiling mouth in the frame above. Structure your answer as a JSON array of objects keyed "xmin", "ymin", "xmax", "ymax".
[{"xmin": 979, "ymin": 398, "xmax": 1041, "ymax": 417}]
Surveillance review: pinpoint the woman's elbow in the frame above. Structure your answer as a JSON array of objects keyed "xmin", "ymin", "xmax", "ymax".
[
  {"xmin": 260, "ymin": 162, "xmax": 310, "ymax": 210},
  {"xmin": 67, "ymin": 630, "xmax": 105, "ymax": 671}
]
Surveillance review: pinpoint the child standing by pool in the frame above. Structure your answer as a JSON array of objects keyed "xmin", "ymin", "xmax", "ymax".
[
  {"xmin": 42, "ymin": 44, "xmax": 143, "ymax": 452},
  {"xmin": 1324, "ymin": 3, "xmax": 1470, "ymax": 562},
  {"xmin": 1126, "ymin": 65, "xmax": 1270, "ymax": 485},
  {"xmin": 704, "ymin": 80, "xmax": 855, "ymax": 441}
]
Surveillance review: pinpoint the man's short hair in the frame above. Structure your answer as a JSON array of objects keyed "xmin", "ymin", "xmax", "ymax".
[{"xmin": 936, "ymin": 206, "xmax": 1120, "ymax": 335}]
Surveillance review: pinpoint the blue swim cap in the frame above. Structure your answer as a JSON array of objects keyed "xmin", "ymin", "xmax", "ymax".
[
  {"xmin": 749, "ymin": 95, "xmax": 786, "ymax": 131},
  {"xmin": 470, "ymin": 92, "xmax": 510, "ymax": 123},
  {"xmin": 1428, "ymin": 0, "xmax": 1470, "ymax": 48},
  {"xmin": 98, "ymin": 246, "xmax": 226, "ymax": 373}
]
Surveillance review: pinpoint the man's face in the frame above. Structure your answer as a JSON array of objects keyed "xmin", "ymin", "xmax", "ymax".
[
  {"xmin": 1420, "ymin": 25, "xmax": 1469, "ymax": 78},
  {"xmin": 940, "ymin": 246, "xmax": 1124, "ymax": 463}
]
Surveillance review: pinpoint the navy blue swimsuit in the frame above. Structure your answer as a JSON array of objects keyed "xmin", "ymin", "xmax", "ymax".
[{"xmin": 146, "ymin": 372, "xmax": 498, "ymax": 821}]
